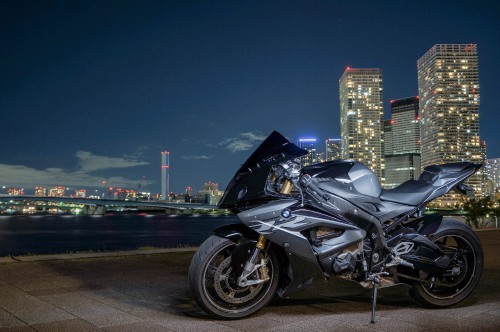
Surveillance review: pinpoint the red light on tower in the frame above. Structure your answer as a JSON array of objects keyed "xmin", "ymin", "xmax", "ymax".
[{"xmin": 346, "ymin": 66, "xmax": 351, "ymax": 71}]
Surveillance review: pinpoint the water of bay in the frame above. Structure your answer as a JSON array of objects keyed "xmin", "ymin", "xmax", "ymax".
[{"xmin": 0, "ymin": 214, "xmax": 239, "ymax": 256}]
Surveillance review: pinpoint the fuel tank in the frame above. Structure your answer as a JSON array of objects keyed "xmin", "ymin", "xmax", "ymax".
[{"xmin": 302, "ymin": 160, "xmax": 381, "ymax": 198}]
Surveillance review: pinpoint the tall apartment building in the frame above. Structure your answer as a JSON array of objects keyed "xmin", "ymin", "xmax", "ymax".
[
  {"xmin": 485, "ymin": 158, "xmax": 500, "ymax": 198},
  {"xmin": 417, "ymin": 44, "xmax": 481, "ymax": 205},
  {"xmin": 339, "ymin": 67, "xmax": 384, "ymax": 181},
  {"xmin": 384, "ymin": 97, "xmax": 421, "ymax": 188},
  {"xmin": 325, "ymin": 138, "xmax": 342, "ymax": 161},
  {"xmin": 383, "ymin": 119, "xmax": 393, "ymax": 159}
]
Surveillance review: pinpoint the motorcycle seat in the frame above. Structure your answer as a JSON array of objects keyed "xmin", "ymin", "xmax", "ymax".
[
  {"xmin": 418, "ymin": 162, "xmax": 473, "ymax": 182},
  {"xmin": 380, "ymin": 180, "xmax": 434, "ymax": 206},
  {"xmin": 380, "ymin": 162, "xmax": 479, "ymax": 206}
]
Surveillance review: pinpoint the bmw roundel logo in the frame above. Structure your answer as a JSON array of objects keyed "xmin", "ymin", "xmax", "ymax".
[{"xmin": 281, "ymin": 208, "xmax": 292, "ymax": 219}]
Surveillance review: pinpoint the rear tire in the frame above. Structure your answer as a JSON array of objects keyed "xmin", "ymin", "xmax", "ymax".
[
  {"xmin": 188, "ymin": 235, "xmax": 280, "ymax": 319},
  {"xmin": 412, "ymin": 227, "xmax": 483, "ymax": 308}
]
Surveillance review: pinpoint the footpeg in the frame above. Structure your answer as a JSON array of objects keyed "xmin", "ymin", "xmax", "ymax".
[{"xmin": 386, "ymin": 255, "xmax": 414, "ymax": 269}]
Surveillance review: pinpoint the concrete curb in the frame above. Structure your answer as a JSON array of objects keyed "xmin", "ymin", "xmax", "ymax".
[{"xmin": 0, "ymin": 246, "xmax": 199, "ymax": 264}]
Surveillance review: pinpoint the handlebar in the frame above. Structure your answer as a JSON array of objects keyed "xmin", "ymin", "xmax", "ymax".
[{"xmin": 300, "ymin": 174, "xmax": 330, "ymax": 201}]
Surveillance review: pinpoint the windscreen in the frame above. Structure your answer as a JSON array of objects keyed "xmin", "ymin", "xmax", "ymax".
[
  {"xmin": 218, "ymin": 131, "xmax": 307, "ymax": 209},
  {"xmin": 236, "ymin": 131, "xmax": 307, "ymax": 173}
]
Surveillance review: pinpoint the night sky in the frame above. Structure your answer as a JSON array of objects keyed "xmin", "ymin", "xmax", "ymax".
[{"xmin": 1, "ymin": 1, "xmax": 499, "ymax": 195}]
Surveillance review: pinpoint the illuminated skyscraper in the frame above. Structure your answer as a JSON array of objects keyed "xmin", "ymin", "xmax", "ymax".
[
  {"xmin": 298, "ymin": 138, "xmax": 318, "ymax": 166},
  {"xmin": 417, "ymin": 44, "xmax": 481, "ymax": 204},
  {"xmin": 485, "ymin": 158, "xmax": 500, "ymax": 197},
  {"xmin": 383, "ymin": 119, "xmax": 393, "ymax": 158},
  {"xmin": 384, "ymin": 97, "xmax": 421, "ymax": 188},
  {"xmin": 325, "ymin": 138, "xmax": 341, "ymax": 161},
  {"xmin": 391, "ymin": 97, "xmax": 420, "ymax": 155},
  {"xmin": 339, "ymin": 67, "xmax": 384, "ymax": 181}
]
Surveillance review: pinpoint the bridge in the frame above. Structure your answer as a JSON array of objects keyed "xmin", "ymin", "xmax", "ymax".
[{"xmin": 0, "ymin": 195, "xmax": 218, "ymax": 215}]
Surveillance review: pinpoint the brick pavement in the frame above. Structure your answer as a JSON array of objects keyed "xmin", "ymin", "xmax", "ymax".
[{"xmin": 0, "ymin": 231, "xmax": 499, "ymax": 331}]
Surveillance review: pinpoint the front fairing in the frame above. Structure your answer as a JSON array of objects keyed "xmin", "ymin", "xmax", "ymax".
[{"xmin": 218, "ymin": 131, "xmax": 307, "ymax": 210}]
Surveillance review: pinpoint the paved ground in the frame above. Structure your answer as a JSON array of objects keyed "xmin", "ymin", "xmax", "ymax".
[{"xmin": 0, "ymin": 231, "xmax": 499, "ymax": 331}]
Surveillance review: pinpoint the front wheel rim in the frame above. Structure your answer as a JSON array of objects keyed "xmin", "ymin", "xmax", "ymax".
[{"xmin": 201, "ymin": 242, "xmax": 275, "ymax": 314}]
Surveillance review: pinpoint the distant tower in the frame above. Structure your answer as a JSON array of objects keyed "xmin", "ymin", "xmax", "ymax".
[
  {"xmin": 339, "ymin": 67, "xmax": 384, "ymax": 181},
  {"xmin": 161, "ymin": 151, "xmax": 170, "ymax": 200}
]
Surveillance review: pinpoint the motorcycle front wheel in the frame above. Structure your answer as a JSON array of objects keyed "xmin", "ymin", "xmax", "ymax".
[
  {"xmin": 188, "ymin": 235, "xmax": 280, "ymax": 319},
  {"xmin": 412, "ymin": 227, "xmax": 483, "ymax": 308}
]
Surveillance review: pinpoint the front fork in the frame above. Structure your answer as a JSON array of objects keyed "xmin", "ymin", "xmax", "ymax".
[{"xmin": 237, "ymin": 235, "xmax": 270, "ymax": 287}]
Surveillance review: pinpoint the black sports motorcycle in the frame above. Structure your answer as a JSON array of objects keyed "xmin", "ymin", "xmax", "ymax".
[{"xmin": 189, "ymin": 131, "xmax": 483, "ymax": 322}]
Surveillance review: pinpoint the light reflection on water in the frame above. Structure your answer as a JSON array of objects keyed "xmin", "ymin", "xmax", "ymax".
[{"xmin": 0, "ymin": 214, "xmax": 239, "ymax": 256}]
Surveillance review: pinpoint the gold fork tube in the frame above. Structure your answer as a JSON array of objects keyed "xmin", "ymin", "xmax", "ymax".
[
  {"xmin": 256, "ymin": 234, "xmax": 267, "ymax": 250},
  {"xmin": 280, "ymin": 179, "xmax": 293, "ymax": 194}
]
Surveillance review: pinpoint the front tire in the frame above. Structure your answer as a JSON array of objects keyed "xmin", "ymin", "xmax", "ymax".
[
  {"xmin": 188, "ymin": 235, "xmax": 280, "ymax": 319},
  {"xmin": 412, "ymin": 227, "xmax": 483, "ymax": 308}
]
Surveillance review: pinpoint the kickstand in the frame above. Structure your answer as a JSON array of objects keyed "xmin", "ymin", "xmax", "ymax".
[
  {"xmin": 367, "ymin": 271, "xmax": 388, "ymax": 324},
  {"xmin": 370, "ymin": 276, "xmax": 379, "ymax": 324}
]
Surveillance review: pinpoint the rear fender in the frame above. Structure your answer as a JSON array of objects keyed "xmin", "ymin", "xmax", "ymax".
[
  {"xmin": 413, "ymin": 215, "xmax": 473, "ymax": 238},
  {"xmin": 414, "ymin": 213, "xmax": 443, "ymax": 236},
  {"xmin": 433, "ymin": 217, "xmax": 474, "ymax": 235}
]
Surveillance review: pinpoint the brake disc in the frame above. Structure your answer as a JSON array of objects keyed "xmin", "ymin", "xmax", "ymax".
[{"xmin": 213, "ymin": 256, "xmax": 264, "ymax": 304}]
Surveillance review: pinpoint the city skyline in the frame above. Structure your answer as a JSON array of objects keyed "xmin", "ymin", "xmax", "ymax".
[{"xmin": 1, "ymin": 1, "xmax": 499, "ymax": 194}]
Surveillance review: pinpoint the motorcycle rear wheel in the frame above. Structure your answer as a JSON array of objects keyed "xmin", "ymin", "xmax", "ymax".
[
  {"xmin": 188, "ymin": 235, "xmax": 280, "ymax": 319},
  {"xmin": 412, "ymin": 227, "xmax": 483, "ymax": 308}
]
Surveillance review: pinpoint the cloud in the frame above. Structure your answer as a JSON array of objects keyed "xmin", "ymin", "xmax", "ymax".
[
  {"xmin": 123, "ymin": 146, "xmax": 149, "ymax": 159},
  {"xmin": 0, "ymin": 164, "xmax": 150, "ymax": 189},
  {"xmin": 181, "ymin": 155, "xmax": 214, "ymax": 160},
  {"xmin": 0, "ymin": 151, "xmax": 152, "ymax": 190},
  {"xmin": 219, "ymin": 132, "xmax": 267, "ymax": 153},
  {"xmin": 76, "ymin": 151, "xmax": 149, "ymax": 172}
]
